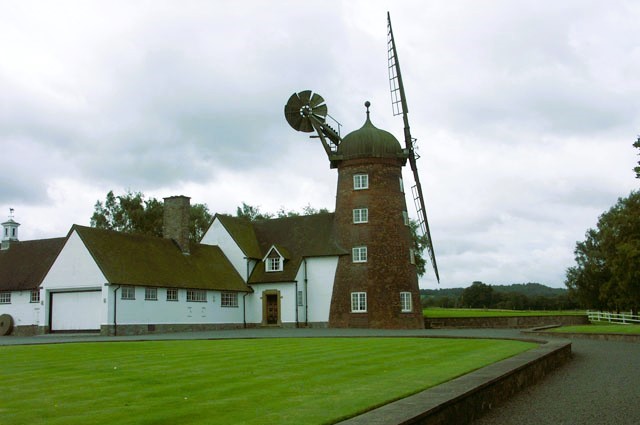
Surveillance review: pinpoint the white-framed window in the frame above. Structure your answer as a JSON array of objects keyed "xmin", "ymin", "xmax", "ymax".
[
  {"xmin": 166, "ymin": 288, "xmax": 178, "ymax": 301},
  {"xmin": 145, "ymin": 287, "xmax": 158, "ymax": 301},
  {"xmin": 266, "ymin": 257, "xmax": 282, "ymax": 272},
  {"xmin": 297, "ymin": 290, "xmax": 304, "ymax": 306},
  {"xmin": 353, "ymin": 174, "xmax": 369, "ymax": 190},
  {"xmin": 0, "ymin": 291, "xmax": 11, "ymax": 304},
  {"xmin": 121, "ymin": 286, "xmax": 135, "ymax": 300},
  {"xmin": 409, "ymin": 248, "xmax": 416, "ymax": 265},
  {"xmin": 400, "ymin": 292, "xmax": 413, "ymax": 312},
  {"xmin": 351, "ymin": 292, "xmax": 367, "ymax": 313},
  {"xmin": 353, "ymin": 208, "xmax": 369, "ymax": 224},
  {"xmin": 399, "ymin": 177, "xmax": 404, "ymax": 193},
  {"xmin": 402, "ymin": 211, "xmax": 409, "ymax": 226},
  {"xmin": 187, "ymin": 289, "xmax": 207, "ymax": 303},
  {"xmin": 352, "ymin": 246, "xmax": 368, "ymax": 263},
  {"xmin": 30, "ymin": 290, "xmax": 40, "ymax": 303},
  {"xmin": 221, "ymin": 292, "xmax": 238, "ymax": 308}
]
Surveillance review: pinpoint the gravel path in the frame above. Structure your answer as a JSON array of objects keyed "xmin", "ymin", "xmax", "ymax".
[{"xmin": 474, "ymin": 336, "xmax": 640, "ymax": 425}]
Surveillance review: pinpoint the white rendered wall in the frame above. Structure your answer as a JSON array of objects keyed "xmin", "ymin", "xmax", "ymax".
[
  {"xmin": 40, "ymin": 230, "xmax": 109, "ymax": 327},
  {"xmin": 0, "ymin": 291, "xmax": 41, "ymax": 327},
  {"xmin": 298, "ymin": 256, "xmax": 339, "ymax": 324},
  {"xmin": 110, "ymin": 287, "xmax": 245, "ymax": 325},
  {"xmin": 244, "ymin": 283, "xmax": 298, "ymax": 325},
  {"xmin": 201, "ymin": 219, "xmax": 250, "ymax": 279}
]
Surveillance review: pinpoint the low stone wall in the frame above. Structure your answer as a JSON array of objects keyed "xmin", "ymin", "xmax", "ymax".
[
  {"xmin": 425, "ymin": 314, "xmax": 589, "ymax": 329},
  {"xmin": 531, "ymin": 330, "xmax": 640, "ymax": 343},
  {"xmin": 338, "ymin": 339, "xmax": 572, "ymax": 425}
]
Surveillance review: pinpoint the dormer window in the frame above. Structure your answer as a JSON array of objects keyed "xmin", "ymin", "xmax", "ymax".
[
  {"xmin": 264, "ymin": 245, "xmax": 285, "ymax": 272},
  {"xmin": 266, "ymin": 257, "xmax": 282, "ymax": 272}
]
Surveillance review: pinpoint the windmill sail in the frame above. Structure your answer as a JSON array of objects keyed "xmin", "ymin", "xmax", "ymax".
[{"xmin": 387, "ymin": 12, "xmax": 440, "ymax": 283}]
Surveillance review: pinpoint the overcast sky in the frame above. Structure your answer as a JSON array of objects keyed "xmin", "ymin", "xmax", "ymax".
[{"xmin": 1, "ymin": 0, "xmax": 639, "ymax": 289}]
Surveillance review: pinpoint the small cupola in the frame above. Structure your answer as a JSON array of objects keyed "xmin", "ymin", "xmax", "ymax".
[{"xmin": 1, "ymin": 208, "xmax": 20, "ymax": 250}]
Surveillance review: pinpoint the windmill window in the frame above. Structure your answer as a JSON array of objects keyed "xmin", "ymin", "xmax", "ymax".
[
  {"xmin": 353, "ymin": 174, "xmax": 369, "ymax": 190},
  {"xmin": 402, "ymin": 211, "xmax": 409, "ymax": 226},
  {"xmin": 352, "ymin": 246, "xmax": 368, "ymax": 263},
  {"xmin": 221, "ymin": 292, "xmax": 238, "ymax": 308},
  {"xmin": 145, "ymin": 287, "xmax": 158, "ymax": 301},
  {"xmin": 351, "ymin": 292, "xmax": 367, "ymax": 312},
  {"xmin": 400, "ymin": 292, "xmax": 412, "ymax": 312},
  {"xmin": 399, "ymin": 177, "xmax": 404, "ymax": 193},
  {"xmin": 353, "ymin": 208, "xmax": 368, "ymax": 224},
  {"xmin": 266, "ymin": 257, "xmax": 282, "ymax": 272},
  {"xmin": 30, "ymin": 290, "xmax": 40, "ymax": 303},
  {"xmin": 121, "ymin": 286, "xmax": 135, "ymax": 300},
  {"xmin": 409, "ymin": 248, "xmax": 416, "ymax": 265},
  {"xmin": 0, "ymin": 291, "xmax": 11, "ymax": 304},
  {"xmin": 166, "ymin": 288, "xmax": 178, "ymax": 301}
]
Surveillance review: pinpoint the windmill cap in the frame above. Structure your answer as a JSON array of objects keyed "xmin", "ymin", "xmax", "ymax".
[{"xmin": 338, "ymin": 104, "xmax": 404, "ymax": 160}]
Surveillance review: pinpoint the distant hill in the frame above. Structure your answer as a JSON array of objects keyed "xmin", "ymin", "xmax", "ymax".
[
  {"xmin": 421, "ymin": 282, "xmax": 566, "ymax": 298},
  {"xmin": 420, "ymin": 282, "xmax": 574, "ymax": 310}
]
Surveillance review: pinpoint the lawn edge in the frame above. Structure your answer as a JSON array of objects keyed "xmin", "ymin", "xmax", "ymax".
[{"xmin": 336, "ymin": 338, "xmax": 571, "ymax": 425}]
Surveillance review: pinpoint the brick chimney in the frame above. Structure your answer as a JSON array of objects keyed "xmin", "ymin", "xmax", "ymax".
[{"xmin": 163, "ymin": 196, "xmax": 191, "ymax": 254}]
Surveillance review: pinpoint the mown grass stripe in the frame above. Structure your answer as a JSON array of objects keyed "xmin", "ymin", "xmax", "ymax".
[{"xmin": 1, "ymin": 338, "xmax": 535, "ymax": 425}]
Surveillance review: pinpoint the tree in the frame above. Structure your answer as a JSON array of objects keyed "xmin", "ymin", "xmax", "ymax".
[
  {"xmin": 91, "ymin": 190, "xmax": 212, "ymax": 242},
  {"xmin": 461, "ymin": 281, "xmax": 494, "ymax": 308},
  {"xmin": 235, "ymin": 202, "xmax": 273, "ymax": 221},
  {"xmin": 408, "ymin": 219, "xmax": 429, "ymax": 277},
  {"xmin": 565, "ymin": 190, "xmax": 640, "ymax": 314},
  {"xmin": 634, "ymin": 135, "xmax": 640, "ymax": 179}
]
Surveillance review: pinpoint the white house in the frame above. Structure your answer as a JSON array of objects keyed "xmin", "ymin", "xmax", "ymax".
[{"xmin": 0, "ymin": 200, "xmax": 346, "ymax": 336}]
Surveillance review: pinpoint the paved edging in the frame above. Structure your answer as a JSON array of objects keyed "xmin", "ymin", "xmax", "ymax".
[
  {"xmin": 527, "ymin": 330, "xmax": 640, "ymax": 343},
  {"xmin": 337, "ymin": 339, "xmax": 571, "ymax": 425}
]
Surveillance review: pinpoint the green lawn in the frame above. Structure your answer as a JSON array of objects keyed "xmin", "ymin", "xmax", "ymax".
[
  {"xmin": 1, "ymin": 338, "xmax": 535, "ymax": 425},
  {"xmin": 550, "ymin": 322, "xmax": 640, "ymax": 334},
  {"xmin": 424, "ymin": 308, "xmax": 585, "ymax": 318}
]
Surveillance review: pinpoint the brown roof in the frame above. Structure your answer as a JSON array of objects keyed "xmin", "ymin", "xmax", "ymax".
[
  {"xmin": 0, "ymin": 238, "xmax": 65, "ymax": 291},
  {"xmin": 73, "ymin": 225, "xmax": 251, "ymax": 292},
  {"xmin": 247, "ymin": 213, "xmax": 347, "ymax": 284}
]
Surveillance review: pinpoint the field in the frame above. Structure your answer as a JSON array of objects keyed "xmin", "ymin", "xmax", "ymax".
[
  {"xmin": 1, "ymin": 338, "xmax": 535, "ymax": 425},
  {"xmin": 424, "ymin": 308, "xmax": 585, "ymax": 318},
  {"xmin": 550, "ymin": 322, "xmax": 640, "ymax": 334}
]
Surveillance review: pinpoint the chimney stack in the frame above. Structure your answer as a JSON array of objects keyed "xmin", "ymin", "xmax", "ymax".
[{"xmin": 163, "ymin": 196, "xmax": 191, "ymax": 254}]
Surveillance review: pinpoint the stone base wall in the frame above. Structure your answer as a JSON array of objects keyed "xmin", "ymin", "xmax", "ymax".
[
  {"xmin": 425, "ymin": 314, "xmax": 589, "ymax": 329},
  {"xmin": 9, "ymin": 325, "xmax": 42, "ymax": 337},
  {"xmin": 101, "ymin": 322, "xmax": 244, "ymax": 336}
]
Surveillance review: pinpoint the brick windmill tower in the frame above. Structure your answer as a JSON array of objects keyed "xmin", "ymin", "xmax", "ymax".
[{"xmin": 283, "ymin": 14, "xmax": 438, "ymax": 329}]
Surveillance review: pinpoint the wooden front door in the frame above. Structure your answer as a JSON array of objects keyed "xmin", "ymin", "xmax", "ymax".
[{"xmin": 266, "ymin": 294, "xmax": 278, "ymax": 325}]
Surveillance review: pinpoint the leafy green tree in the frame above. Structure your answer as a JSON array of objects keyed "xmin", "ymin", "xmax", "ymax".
[
  {"xmin": 566, "ymin": 190, "xmax": 640, "ymax": 314},
  {"xmin": 235, "ymin": 202, "xmax": 273, "ymax": 221},
  {"xmin": 91, "ymin": 190, "xmax": 212, "ymax": 242},
  {"xmin": 461, "ymin": 281, "xmax": 494, "ymax": 308},
  {"xmin": 634, "ymin": 135, "xmax": 640, "ymax": 179}
]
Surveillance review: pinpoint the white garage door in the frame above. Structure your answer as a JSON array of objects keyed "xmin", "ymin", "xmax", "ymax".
[{"xmin": 51, "ymin": 291, "xmax": 102, "ymax": 332}]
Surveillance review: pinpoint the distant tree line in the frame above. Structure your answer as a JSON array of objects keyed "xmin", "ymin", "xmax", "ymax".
[{"xmin": 421, "ymin": 282, "xmax": 578, "ymax": 311}]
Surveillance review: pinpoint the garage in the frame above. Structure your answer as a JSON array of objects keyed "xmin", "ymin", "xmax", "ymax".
[{"xmin": 51, "ymin": 291, "xmax": 102, "ymax": 332}]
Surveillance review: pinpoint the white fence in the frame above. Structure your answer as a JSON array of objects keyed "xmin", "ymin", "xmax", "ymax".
[{"xmin": 587, "ymin": 311, "xmax": 640, "ymax": 324}]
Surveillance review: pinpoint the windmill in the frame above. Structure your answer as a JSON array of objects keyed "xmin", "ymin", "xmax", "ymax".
[{"xmin": 387, "ymin": 12, "xmax": 440, "ymax": 283}]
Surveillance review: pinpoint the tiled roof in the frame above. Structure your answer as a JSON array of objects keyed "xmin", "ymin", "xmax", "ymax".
[
  {"xmin": 0, "ymin": 238, "xmax": 65, "ymax": 291},
  {"xmin": 215, "ymin": 214, "xmax": 262, "ymax": 259},
  {"xmin": 73, "ymin": 225, "xmax": 251, "ymax": 292},
  {"xmin": 248, "ymin": 213, "xmax": 347, "ymax": 284}
]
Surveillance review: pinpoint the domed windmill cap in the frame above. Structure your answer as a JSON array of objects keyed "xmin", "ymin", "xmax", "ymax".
[{"xmin": 337, "ymin": 101, "xmax": 406, "ymax": 160}]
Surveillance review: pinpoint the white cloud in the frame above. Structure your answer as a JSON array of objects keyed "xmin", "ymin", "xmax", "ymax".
[{"xmin": 1, "ymin": 0, "xmax": 639, "ymax": 289}]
